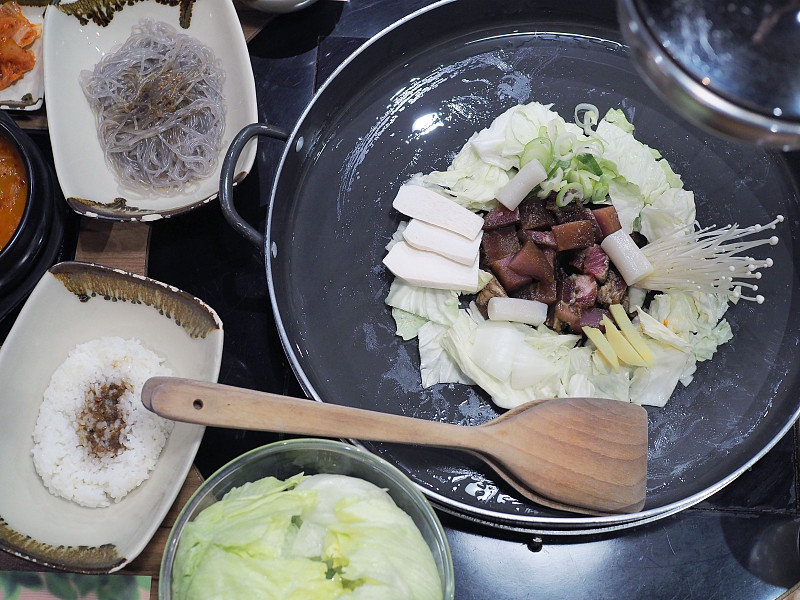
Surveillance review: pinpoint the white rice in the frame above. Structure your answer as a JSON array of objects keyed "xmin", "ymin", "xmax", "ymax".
[{"xmin": 31, "ymin": 336, "xmax": 174, "ymax": 508}]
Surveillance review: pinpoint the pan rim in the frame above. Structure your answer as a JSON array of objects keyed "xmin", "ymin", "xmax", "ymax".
[{"xmin": 263, "ymin": 0, "xmax": 800, "ymax": 533}]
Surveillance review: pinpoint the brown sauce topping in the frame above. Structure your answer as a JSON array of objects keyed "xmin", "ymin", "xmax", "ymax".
[{"xmin": 76, "ymin": 380, "xmax": 131, "ymax": 459}]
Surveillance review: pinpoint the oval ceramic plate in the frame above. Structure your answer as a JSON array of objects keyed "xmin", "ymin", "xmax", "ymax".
[
  {"xmin": 42, "ymin": 0, "xmax": 258, "ymax": 221},
  {"xmin": 0, "ymin": 262, "xmax": 224, "ymax": 573},
  {"xmin": 0, "ymin": 4, "xmax": 44, "ymax": 111}
]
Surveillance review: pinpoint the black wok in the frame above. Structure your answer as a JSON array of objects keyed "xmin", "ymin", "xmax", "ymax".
[{"xmin": 219, "ymin": 0, "xmax": 800, "ymax": 533}]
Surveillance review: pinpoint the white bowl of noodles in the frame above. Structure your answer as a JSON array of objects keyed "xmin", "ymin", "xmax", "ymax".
[{"xmin": 42, "ymin": 0, "xmax": 258, "ymax": 221}]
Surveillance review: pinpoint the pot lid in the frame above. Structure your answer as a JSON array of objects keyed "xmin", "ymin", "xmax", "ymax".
[{"xmin": 618, "ymin": 0, "xmax": 800, "ymax": 149}]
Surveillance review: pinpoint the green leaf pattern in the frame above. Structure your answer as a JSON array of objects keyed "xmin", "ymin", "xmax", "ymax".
[{"xmin": 0, "ymin": 572, "xmax": 149, "ymax": 600}]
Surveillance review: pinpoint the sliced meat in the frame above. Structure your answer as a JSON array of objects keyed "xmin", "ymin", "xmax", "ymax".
[
  {"xmin": 556, "ymin": 268, "xmax": 575, "ymax": 304},
  {"xmin": 542, "ymin": 247, "xmax": 557, "ymax": 272},
  {"xmin": 569, "ymin": 248, "xmax": 586, "ymax": 272},
  {"xmin": 489, "ymin": 254, "xmax": 532, "ymax": 292},
  {"xmin": 547, "ymin": 300, "xmax": 582, "ymax": 334},
  {"xmin": 519, "ymin": 229, "xmax": 558, "ymax": 249},
  {"xmin": 534, "ymin": 277, "xmax": 557, "ymax": 304},
  {"xmin": 571, "ymin": 274, "xmax": 598, "ymax": 308},
  {"xmin": 511, "ymin": 282, "xmax": 537, "ymax": 301},
  {"xmin": 511, "ymin": 279, "xmax": 558, "ymax": 305},
  {"xmin": 552, "ymin": 220, "xmax": 595, "ymax": 251},
  {"xmin": 476, "ymin": 190, "xmax": 633, "ymax": 339},
  {"xmin": 592, "ymin": 205, "xmax": 622, "ymax": 238},
  {"xmin": 547, "ymin": 196, "xmax": 585, "ymax": 223},
  {"xmin": 571, "ymin": 244, "xmax": 609, "ymax": 283},
  {"xmin": 580, "ymin": 307, "xmax": 611, "ymax": 331},
  {"xmin": 475, "ymin": 276, "xmax": 508, "ymax": 319},
  {"xmin": 547, "ymin": 197, "xmax": 602, "ymax": 240}
]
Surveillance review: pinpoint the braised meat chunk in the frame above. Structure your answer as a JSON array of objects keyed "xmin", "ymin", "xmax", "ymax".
[
  {"xmin": 483, "ymin": 205, "xmax": 520, "ymax": 230},
  {"xmin": 481, "ymin": 225, "xmax": 520, "ymax": 262},
  {"xmin": 519, "ymin": 196, "xmax": 556, "ymax": 230},
  {"xmin": 597, "ymin": 267, "xmax": 628, "ymax": 306}
]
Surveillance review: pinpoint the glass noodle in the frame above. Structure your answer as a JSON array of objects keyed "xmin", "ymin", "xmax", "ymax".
[{"xmin": 80, "ymin": 19, "xmax": 226, "ymax": 194}]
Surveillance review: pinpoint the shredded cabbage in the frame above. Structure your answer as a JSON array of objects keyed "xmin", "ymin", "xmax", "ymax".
[{"xmin": 171, "ymin": 474, "xmax": 443, "ymax": 600}]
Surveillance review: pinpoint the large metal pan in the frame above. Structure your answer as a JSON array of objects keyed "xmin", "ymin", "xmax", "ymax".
[{"xmin": 219, "ymin": 0, "xmax": 800, "ymax": 533}]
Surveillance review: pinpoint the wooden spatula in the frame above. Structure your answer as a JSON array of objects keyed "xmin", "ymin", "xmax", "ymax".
[{"xmin": 141, "ymin": 376, "xmax": 648, "ymax": 515}]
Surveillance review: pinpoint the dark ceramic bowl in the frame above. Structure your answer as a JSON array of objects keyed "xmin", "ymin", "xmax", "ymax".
[{"xmin": 0, "ymin": 111, "xmax": 59, "ymax": 301}]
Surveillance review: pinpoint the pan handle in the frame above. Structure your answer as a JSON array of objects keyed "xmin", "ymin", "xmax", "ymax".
[{"xmin": 219, "ymin": 123, "xmax": 290, "ymax": 249}]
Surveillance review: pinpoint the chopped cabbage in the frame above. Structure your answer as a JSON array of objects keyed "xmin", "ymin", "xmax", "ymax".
[
  {"xmin": 646, "ymin": 292, "xmax": 734, "ymax": 362},
  {"xmin": 606, "ymin": 178, "xmax": 643, "ymax": 234},
  {"xmin": 629, "ymin": 343, "xmax": 693, "ymax": 407},
  {"xmin": 438, "ymin": 312, "xmax": 550, "ymax": 409},
  {"xmin": 391, "ymin": 308, "xmax": 427, "ymax": 341},
  {"xmin": 385, "ymin": 279, "xmax": 459, "ymax": 329},
  {"xmin": 422, "ymin": 103, "xmax": 584, "ymax": 212},
  {"xmin": 418, "ymin": 320, "xmax": 473, "ymax": 387},
  {"xmin": 171, "ymin": 474, "xmax": 442, "ymax": 600},
  {"xmin": 593, "ymin": 118, "xmax": 673, "ymax": 205},
  {"xmin": 602, "ymin": 108, "xmax": 635, "ymax": 133},
  {"xmin": 638, "ymin": 188, "xmax": 696, "ymax": 242}
]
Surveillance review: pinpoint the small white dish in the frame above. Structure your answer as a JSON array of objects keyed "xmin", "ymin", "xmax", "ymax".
[
  {"xmin": 0, "ymin": 4, "xmax": 45, "ymax": 111},
  {"xmin": 0, "ymin": 261, "xmax": 224, "ymax": 573},
  {"xmin": 42, "ymin": 0, "xmax": 258, "ymax": 221}
]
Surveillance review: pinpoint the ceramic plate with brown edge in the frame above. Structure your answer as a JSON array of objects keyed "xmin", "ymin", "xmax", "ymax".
[
  {"xmin": 42, "ymin": 0, "xmax": 257, "ymax": 221},
  {"xmin": 0, "ymin": 261, "xmax": 223, "ymax": 572}
]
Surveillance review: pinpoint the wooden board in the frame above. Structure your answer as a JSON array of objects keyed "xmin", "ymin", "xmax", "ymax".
[{"xmin": 73, "ymin": 219, "xmax": 151, "ymax": 276}]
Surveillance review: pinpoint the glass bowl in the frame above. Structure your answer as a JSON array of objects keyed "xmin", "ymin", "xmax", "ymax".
[{"xmin": 160, "ymin": 438, "xmax": 455, "ymax": 600}]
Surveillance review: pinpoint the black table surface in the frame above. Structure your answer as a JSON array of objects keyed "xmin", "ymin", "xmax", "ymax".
[{"xmin": 4, "ymin": 0, "xmax": 800, "ymax": 598}]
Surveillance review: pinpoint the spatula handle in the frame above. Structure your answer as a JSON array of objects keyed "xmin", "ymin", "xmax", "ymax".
[{"xmin": 141, "ymin": 376, "xmax": 473, "ymax": 448}]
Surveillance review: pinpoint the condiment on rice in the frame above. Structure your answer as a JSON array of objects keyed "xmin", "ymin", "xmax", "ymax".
[
  {"xmin": 31, "ymin": 337, "xmax": 174, "ymax": 508},
  {"xmin": 76, "ymin": 381, "xmax": 130, "ymax": 458}
]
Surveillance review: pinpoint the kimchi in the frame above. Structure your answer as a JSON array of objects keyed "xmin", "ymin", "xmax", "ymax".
[{"xmin": 0, "ymin": 2, "xmax": 41, "ymax": 91}]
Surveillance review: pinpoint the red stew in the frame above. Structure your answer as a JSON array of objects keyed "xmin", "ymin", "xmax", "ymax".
[{"xmin": 0, "ymin": 135, "xmax": 26, "ymax": 251}]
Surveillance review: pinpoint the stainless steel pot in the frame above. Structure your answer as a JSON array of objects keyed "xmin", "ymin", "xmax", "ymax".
[{"xmin": 618, "ymin": 0, "xmax": 800, "ymax": 149}]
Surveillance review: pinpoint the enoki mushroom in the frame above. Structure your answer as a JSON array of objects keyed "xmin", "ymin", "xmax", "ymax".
[{"xmin": 635, "ymin": 215, "xmax": 783, "ymax": 303}]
